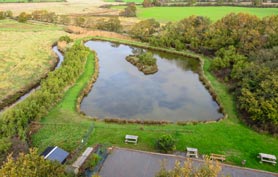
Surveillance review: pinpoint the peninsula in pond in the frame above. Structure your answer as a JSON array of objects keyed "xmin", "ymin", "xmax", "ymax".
[{"xmin": 126, "ymin": 52, "xmax": 158, "ymax": 75}]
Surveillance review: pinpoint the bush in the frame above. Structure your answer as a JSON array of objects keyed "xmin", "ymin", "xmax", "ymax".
[
  {"xmin": 138, "ymin": 52, "xmax": 156, "ymax": 66},
  {"xmin": 17, "ymin": 12, "xmax": 30, "ymax": 23},
  {"xmin": 156, "ymin": 135, "xmax": 176, "ymax": 153},
  {"xmin": 0, "ymin": 11, "xmax": 13, "ymax": 20},
  {"xmin": 210, "ymin": 46, "xmax": 247, "ymax": 72},
  {"xmin": 155, "ymin": 158, "xmax": 221, "ymax": 177},
  {"xmin": 58, "ymin": 35, "xmax": 73, "ymax": 43},
  {"xmin": 129, "ymin": 19, "xmax": 160, "ymax": 42},
  {"xmin": 0, "ymin": 148, "xmax": 66, "ymax": 177},
  {"xmin": 95, "ymin": 17, "xmax": 122, "ymax": 33},
  {"xmin": 0, "ymin": 138, "xmax": 11, "ymax": 154}
]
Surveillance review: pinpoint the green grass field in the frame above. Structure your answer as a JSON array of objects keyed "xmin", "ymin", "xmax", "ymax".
[
  {"xmin": 32, "ymin": 37, "xmax": 278, "ymax": 173},
  {"xmin": 0, "ymin": 19, "xmax": 65, "ymax": 103},
  {"xmin": 113, "ymin": 6, "xmax": 278, "ymax": 21}
]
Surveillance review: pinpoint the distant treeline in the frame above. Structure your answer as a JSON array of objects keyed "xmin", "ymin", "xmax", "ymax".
[
  {"xmin": 141, "ymin": 0, "xmax": 278, "ymax": 7},
  {"xmin": 129, "ymin": 13, "xmax": 278, "ymax": 133}
]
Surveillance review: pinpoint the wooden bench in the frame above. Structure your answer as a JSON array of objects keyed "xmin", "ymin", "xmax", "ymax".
[
  {"xmin": 125, "ymin": 135, "xmax": 138, "ymax": 144},
  {"xmin": 258, "ymin": 153, "xmax": 276, "ymax": 165},
  {"xmin": 210, "ymin": 153, "xmax": 226, "ymax": 162},
  {"xmin": 72, "ymin": 147, "xmax": 94, "ymax": 174},
  {"xmin": 186, "ymin": 147, "xmax": 198, "ymax": 158}
]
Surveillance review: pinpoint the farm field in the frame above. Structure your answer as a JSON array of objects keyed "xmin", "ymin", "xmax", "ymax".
[
  {"xmin": 113, "ymin": 6, "xmax": 278, "ymax": 21},
  {"xmin": 0, "ymin": 19, "xmax": 65, "ymax": 105},
  {"xmin": 32, "ymin": 37, "xmax": 278, "ymax": 173},
  {"xmin": 0, "ymin": 0, "xmax": 118, "ymax": 15},
  {"xmin": 0, "ymin": 0, "xmax": 64, "ymax": 2}
]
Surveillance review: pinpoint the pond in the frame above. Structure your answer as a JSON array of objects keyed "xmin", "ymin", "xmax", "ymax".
[{"xmin": 80, "ymin": 41, "xmax": 223, "ymax": 121}]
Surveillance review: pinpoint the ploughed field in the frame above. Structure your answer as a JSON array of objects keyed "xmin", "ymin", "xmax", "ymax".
[
  {"xmin": 80, "ymin": 41, "xmax": 223, "ymax": 121},
  {"xmin": 0, "ymin": 20, "xmax": 65, "ymax": 107}
]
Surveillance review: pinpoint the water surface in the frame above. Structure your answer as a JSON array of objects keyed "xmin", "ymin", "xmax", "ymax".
[{"xmin": 81, "ymin": 41, "xmax": 222, "ymax": 121}]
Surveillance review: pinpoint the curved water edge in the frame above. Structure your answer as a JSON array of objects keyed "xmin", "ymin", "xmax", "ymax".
[
  {"xmin": 80, "ymin": 41, "xmax": 224, "ymax": 122},
  {"xmin": 0, "ymin": 46, "xmax": 64, "ymax": 113}
]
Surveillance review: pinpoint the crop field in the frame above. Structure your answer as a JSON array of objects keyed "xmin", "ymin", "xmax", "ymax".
[
  {"xmin": 32, "ymin": 37, "xmax": 278, "ymax": 173},
  {"xmin": 0, "ymin": 0, "xmax": 115, "ymax": 16},
  {"xmin": 0, "ymin": 0, "xmax": 64, "ymax": 2},
  {"xmin": 113, "ymin": 6, "xmax": 278, "ymax": 21},
  {"xmin": 0, "ymin": 19, "xmax": 65, "ymax": 103}
]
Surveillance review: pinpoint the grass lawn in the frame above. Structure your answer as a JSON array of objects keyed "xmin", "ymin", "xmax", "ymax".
[
  {"xmin": 32, "ymin": 37, "xmax": 278, "ymax": 173},
  {"xmin": 0, "ymin": 19, "xmax": 65, "ymax": 103},
  {"xmin": 113, "ymin": 6, "xmax": 278, "ymax": 21}
]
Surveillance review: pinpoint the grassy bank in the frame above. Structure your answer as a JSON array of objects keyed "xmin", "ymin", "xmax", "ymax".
[
  {"xmin": 32, "ymin": 37, "xmax": 278, "ymax": 173},
  {"xmin": 32, "ymin": 51, "xmax": 95, "ymax": 151},
  {"xmin": 113, "ymin": 6, "xmax": 278, "ymax": 21},
  {"xmin": 0, "ymin": 19, "xmax": 65, "ymax": 107}
]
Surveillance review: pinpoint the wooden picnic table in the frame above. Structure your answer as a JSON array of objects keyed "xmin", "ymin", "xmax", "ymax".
[
  {"xmin": 186, "ymin": 147, "xmax": 198, "ymax": 158},
  {"xmin": 258, "ymin": 153, "xmax": 276, "ymax": 165},
  {"xmin": 125, "ymin": 135, "xmax": 138, "ymax": 144}
]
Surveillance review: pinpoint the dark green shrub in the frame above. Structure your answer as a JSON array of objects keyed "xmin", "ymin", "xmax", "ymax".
[{"xmin": 156, "ymin": 135, "xmax": 176, "ymax": 153}]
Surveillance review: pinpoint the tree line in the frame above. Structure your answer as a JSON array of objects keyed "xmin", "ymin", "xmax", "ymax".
[{"xmin": 129, "ymin": 13, "xmax": 278, "ymax": 133}]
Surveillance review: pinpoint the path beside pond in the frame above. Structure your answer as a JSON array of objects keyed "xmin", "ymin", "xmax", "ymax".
[{"xmin": 99, "ymin": 148, "xmax": 278, "ymax": 177}]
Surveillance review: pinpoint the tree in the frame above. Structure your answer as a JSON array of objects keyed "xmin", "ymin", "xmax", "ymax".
[
  {"xmin": 129, "ymin": 19, "xmax": 160, "ymax": 41},
  {"xmin": 156, "ymin": 135, "xmax": 176, "ymax": 153},
  {"xmin": 205, "ymin": 13, "xmax": 263, "ymax": 55},
  {"xmin": 210, "ymin": 46, "xmax": 247, "ymax": 72},
  {"xmin": 262, "ymin": 15, "xmax": 278, "ymax": 48},
  {"xmin": 119, "ymin": 3, "xmax": 136, "ymax": 17},
  {"xmin": 0, "ymin": 148, "xmax": 66, "ymax": 177},
  {"xmin": 252, "ymin": 0, "xmax": 262, "ymax": 6},
  {"xmin": 143, "ymin": 0, "xmax": 153, "ymax": 7},
  {"xmin": 155, "ymin": 158, "xmax": 222, "ymax": 177},
  {"xmin": 188, "ymin": 0, "xmax": 196, "ymax": 6}
]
